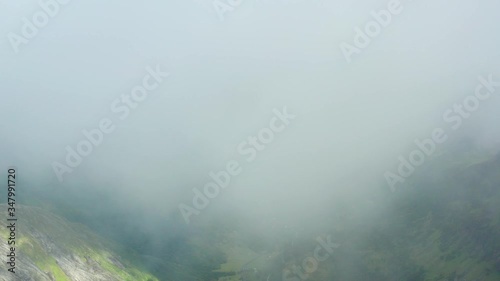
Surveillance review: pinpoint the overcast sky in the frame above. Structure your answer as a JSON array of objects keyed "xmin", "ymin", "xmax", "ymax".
[{"xmin": 1, "ymin": 0, "xmax": 500, "ymax": 227}]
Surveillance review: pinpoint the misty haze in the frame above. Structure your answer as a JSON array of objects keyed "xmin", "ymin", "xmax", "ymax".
[{"xmin": 1, "ymin": 0, "xmax": 500, "ymax": 280}]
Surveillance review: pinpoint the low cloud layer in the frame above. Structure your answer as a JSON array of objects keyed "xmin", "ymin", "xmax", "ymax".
[{"xmin": 1, "ymin": 0, "xmax": 500, "ymax": 235}]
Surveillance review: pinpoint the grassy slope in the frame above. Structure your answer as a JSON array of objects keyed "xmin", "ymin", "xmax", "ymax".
[
  {"xmin": 384, "ymin": 151, "xmax": 500, "ymax": 281},
  {"xmin": 1, "ymin": 205, "xmax": 159, "ymax": 281}
]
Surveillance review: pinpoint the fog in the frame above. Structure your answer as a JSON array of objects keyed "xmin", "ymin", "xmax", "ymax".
[{"xmin": 1, "ymin": 1, "xmax": 500, "ymax": 279}]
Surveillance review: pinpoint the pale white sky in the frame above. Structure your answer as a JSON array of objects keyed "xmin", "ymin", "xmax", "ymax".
[{"xmin": 1, "ymin": 0, "xmax": 499, "ymax": 224}]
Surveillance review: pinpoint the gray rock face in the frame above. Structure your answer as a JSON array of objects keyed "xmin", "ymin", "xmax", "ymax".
[{"xmin": 0, "ymin": 205, "xmax": 156, "ymax": 281}]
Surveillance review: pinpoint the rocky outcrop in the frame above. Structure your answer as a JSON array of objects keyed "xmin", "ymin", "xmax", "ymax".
[{"xmin": 0, "ymin": 205, "xmax": 157, "ymax": 281}]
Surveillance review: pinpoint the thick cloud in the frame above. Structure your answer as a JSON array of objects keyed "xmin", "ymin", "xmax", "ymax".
[{"xmin": 1, "ymin": 0, "xmax": 500, "ymax": 231}]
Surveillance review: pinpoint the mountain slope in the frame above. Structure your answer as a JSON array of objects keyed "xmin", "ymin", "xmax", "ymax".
[{"xmin": 0, "ymin": 205, "xmax": 158, "ymax": 281}]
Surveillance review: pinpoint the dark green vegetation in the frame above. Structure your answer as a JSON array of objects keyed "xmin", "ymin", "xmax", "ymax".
[
  {"xmin": 210, "ymin": 146, "xmax": 500, "ymax": 281},
  {"xmin": 265, "ymin": 148, "xmax": 500, "ymax": 281}
]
